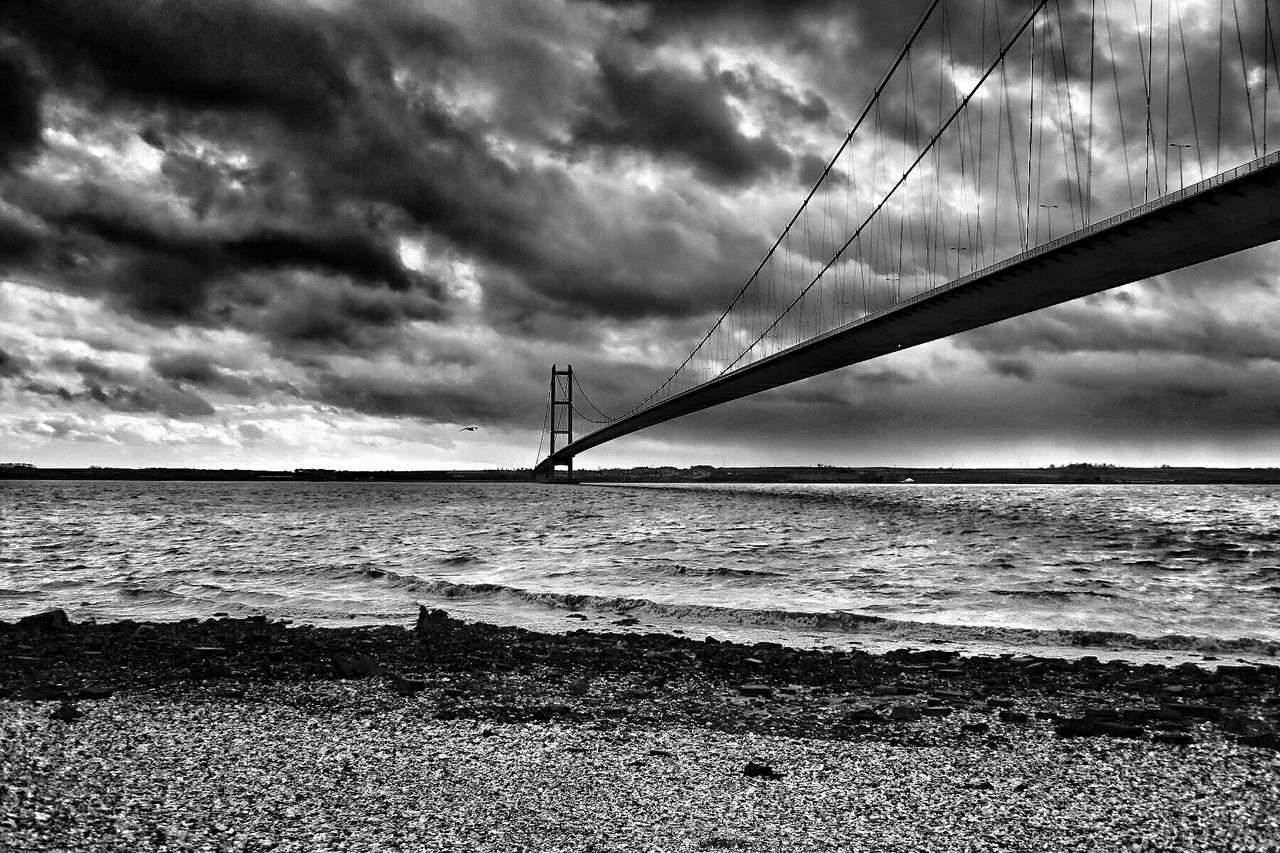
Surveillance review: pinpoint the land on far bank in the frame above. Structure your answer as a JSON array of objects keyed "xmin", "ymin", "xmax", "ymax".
[
  {"xmin": 578, "ymin": 462, "xmax": 1280, "ymax": 485},
  {"xmin": 4, "ymin": 462, "xmax": 1280, "ymax": 484}
]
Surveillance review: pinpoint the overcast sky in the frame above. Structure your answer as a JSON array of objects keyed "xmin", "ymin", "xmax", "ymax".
[{"xmin": 1, "ymin": 0, "xmax": 1279, "ymax": 471}]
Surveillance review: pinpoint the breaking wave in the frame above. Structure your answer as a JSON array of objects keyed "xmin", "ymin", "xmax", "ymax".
[{"xmin": 400, "ymin": 576, "xmax": 1280, "ymax": 656}]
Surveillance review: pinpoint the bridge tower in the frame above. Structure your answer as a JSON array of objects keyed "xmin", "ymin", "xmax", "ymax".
[{"xmin": 549, "ymin": 364, "xmax": 574, "ymax": 480}]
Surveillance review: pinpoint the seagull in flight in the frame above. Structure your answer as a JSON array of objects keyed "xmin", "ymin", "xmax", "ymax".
[{"xmin": 459, "ymin": 426, "xmax": 479, "ymax": 432}]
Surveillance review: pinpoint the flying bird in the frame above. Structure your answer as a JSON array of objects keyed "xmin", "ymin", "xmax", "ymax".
[{"xmin": 459, "ymin": 426, "xmax": 479, "ymax": 432}]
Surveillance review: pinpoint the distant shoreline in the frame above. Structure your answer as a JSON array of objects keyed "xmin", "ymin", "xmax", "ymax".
[{"xmin": 4, "ymin": 464, "xmax": 1280, "ymax": 484}]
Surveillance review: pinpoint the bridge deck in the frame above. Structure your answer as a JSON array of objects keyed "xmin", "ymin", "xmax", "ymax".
[{"xmin": 536, "ymin": 153, "xmax": 1280, "ymax": 476}]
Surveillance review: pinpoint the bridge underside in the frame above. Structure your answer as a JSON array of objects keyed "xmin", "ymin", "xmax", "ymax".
[{"xmin": 535, "ymin": 154, "xmax": 1280, "ymax": 478}]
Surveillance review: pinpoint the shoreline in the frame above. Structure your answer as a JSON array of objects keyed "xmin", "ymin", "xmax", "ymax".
[
  {"xmin": 8, "ymin": 464, "xmax": 1280, "ymax": 484},
  {"xmin": 6, "ymin": 608, "xmax": 1280, "ymax": 721},
  {"xmin": 10, "ymin": 585, "xmax": 1278, "ymax": 669},
  {"xmin": 3, "ymin": 609, "xmax": 1279, "ymax": 850}
]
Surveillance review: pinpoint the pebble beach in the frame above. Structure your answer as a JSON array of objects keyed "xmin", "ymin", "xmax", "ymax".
[{"xmin": 3, "ymin": 607, "xmax": 1279, "ymax": 851}]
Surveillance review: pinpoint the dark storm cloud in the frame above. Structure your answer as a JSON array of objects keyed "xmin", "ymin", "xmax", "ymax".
[
  {"xmin": 0, "ymin": 345, "xmax": 28, "ymax": 379},
  {"xmin": 247, "ymin": 277, "xmax": 444, "ymax": 352},
  {"xmin": 23, "ymin": 355, "xmax": 217, "ymax": 418},
  {"xmin": 989, "ymin": 357, "xmax": 1035, "ymax": 381},
  {"xmin": 150, "ymin": 351, "xmax": 253, "ymax": 395},
  {"xmin": 573, "ymin": 50, "xmax": 792, "ymax": 186},
  {"xmin": 83, "ymin": 379, "xmax": 216, "ymax": 418},
  {"xmin": 856, "ymin": 367, "xmax": 917, "ymax": 387},
  {"xmin": 0, "ymin": 208, "xmax": 42, "ymax": 263},
  {"xmin": 11, "ymin": 177, "xmax": 438, "ymax": 329},
  {"xmin": 230, "ymin": 230, "xmax": 414, "ymax": 291},
  {"xmin": 796, "ymin": 152, "xmax": 849, "ymax": 187},
  {"xmin": 0, "ymin": 0, "xmax": 461, "ymax": 330},
  {"xmin": 0, "ymin": 0, "xmax": 359, "ymax": 129},
  {"xmin": 313, "ymin": 366, "xmax": 543, "ymax": 426},
  {"xmin": 0, "ymin": 43, "xmax": 42, "ymax": 169},
  {"xmin": 51, "ymin": 209, "xmax": 415, "ymax": 293},
  {"xmin": 0, "ymin": 0, "xmax": 796, "ymax": 344},
  {"xmin": 718, "ymin": 63, "xmax": 830, "ymax": 124},
  {"xmin": 591, "ymin": 0, "xmax": 847, "ymax": 50}
]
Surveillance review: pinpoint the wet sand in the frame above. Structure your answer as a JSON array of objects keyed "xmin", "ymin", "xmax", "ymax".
[{"xmin": 2, "ymin": 608, "xmax": 1278, "ymax": 851}]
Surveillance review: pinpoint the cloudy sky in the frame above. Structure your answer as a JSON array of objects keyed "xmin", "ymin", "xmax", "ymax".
[{"xmin": 1, "ymin": 0, "xmax": 1278, "ymax": 471}]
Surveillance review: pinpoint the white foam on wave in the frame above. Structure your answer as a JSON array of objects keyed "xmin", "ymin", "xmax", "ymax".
[{"xmin": 395, "ymin": 575, "xmax": 1280, "ymax": 659}]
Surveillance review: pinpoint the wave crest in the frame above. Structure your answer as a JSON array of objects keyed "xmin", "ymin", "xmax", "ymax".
[{"xmin": 406, "ymin": 578, "xmax": 1280, "ymax": 655}]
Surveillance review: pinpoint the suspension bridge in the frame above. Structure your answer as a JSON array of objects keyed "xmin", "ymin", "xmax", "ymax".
[{"xmin": 535, "ymin": 0, "xmax": 1280, "ymax": 480}]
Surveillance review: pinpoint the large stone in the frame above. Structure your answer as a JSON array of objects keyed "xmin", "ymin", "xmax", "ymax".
[
  {"xmin": 19, "ymin": 684, "xmax": 68, "ymax": 702},
  {"xmin": 1094, "ymin": 721, "xmax": 1146, "ymax": 738},
  {"xmin": 529, "ymin": 704, "xmax": 573, "ymax": 721},
  {"xmin": 50, "ymin": 702, "xmax": 83, "ymax": 722},
  {"xmin": 77, "ymin": 685, "xmax": 115, "ymax": 700},
  {"xmin": 1082, "ymin": 706, "xmax": 1120, "ymax": 721},
  {"xmin": 1221, "ymin": 714, "xmax": 1273, "ymax": 736},
  {"xmin": 17, "ymin": 609, "xmax": 70, "ymax": 632},
  {"xmin": 1236, "ymin": 731, "xmax": 1280, "ymax": 750},
  {"xmin": 1217, "ymin": 664, "xmax": 1262, "ymax": 682},
  {"xmin": 742, "ymin": 761, "xmax": 783, "ymax": 780},
  {"xmin": 414, "ymin": 606, "xmax": 450, "ymax": 636},
  {"xmin": 931, "ymin": 690, "xmax": 968, "ymax": 701},
  {"xmin": 332, "ymin": 655, "xmax": 380, "ymax": 678},
  {"xmin": 1161, "ymin": 702, "xmax": 1221, "ymax": 721},
  {"xmin": 1152, "ymin": 732, "xmax": 1195, "ymax": 745},
  {"xmin": 738, "ymin": 684, "xmax": 773, "ymax": 699},
  {"xmin": 1119, "ymin": 707, "xmax": 1158, "ymax": 724},
  {"xmin": 392, "ymin": 675, "xmax": 427, "ymax": 694},
  {"xmin": 887, "ymin": 704, "xmax": 921, "ymax": 722},
  {"xmin": 1054, "ymin": 718, "xmax": 1099, "ymax": 737}
]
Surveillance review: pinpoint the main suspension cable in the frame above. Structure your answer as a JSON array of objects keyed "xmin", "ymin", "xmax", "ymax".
[{"xmin": 619, "ymin": 0, "xmax": 948, "ymax": 419}]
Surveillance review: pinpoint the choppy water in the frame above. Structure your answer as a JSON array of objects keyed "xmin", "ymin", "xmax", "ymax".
[{"xmin": 1, "ymin": 480, "xmax": 1278, "ymax": 657}]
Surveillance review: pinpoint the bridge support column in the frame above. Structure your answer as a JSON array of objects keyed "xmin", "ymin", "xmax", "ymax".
[{"xmin": 549, "ymin": 364, "xmax": 575, "ymax": 481}]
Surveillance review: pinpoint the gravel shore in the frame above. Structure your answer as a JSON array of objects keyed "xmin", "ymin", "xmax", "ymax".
[{"xmin": 3, "ymin": 608, "xmax": 1279, "ymax": 851}]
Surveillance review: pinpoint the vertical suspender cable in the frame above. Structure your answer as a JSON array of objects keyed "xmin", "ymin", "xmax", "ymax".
[
  {"xmin": 1164, "ymin": 0, "xmax": 1173, "ymax": 193},
  {"xmin": 1172, "ymin": 0, "xmax": 1203, "ymax": 181},
  {"xmin": 1104, "ymin": 0, "xmax": 1136, "ymax": 205},
  {"xmin": 1144, "ymin": 0, "xmax": 1159, "ymax": 198},
  {"xmin": 1216, "ymin": 0, "xmax": 1224, "ymax": 174},
  {"xmin": 721, "ymin": 0, "xmax": 1050, "ymax": 375},
  {"xmin": 1053, "ymin": 0, "xmax": 1084, "ymax": 230},
  {"xmin": 1265, "ymin": 0, "xmax": 1272, "ymax": 154},
  {"xmin": 1026, "ymin": 13, "xmax": 1037, "ymax": 249},
  {"xmin": 1086, "ymin": 0, "xmax": 1096, "ymax": 223},
  {"xmin": 1231, "ymin": 0, "xmax": 1258, "ymax": 157},
  {"xmin": 1270, "ymin": 2, "xmax": 1280, "ymax": 144}
]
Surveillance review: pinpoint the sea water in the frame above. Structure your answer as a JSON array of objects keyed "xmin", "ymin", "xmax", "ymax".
[{"xmin": 2, "ymin": 480, "xmax": 1278, "ymax": 659}]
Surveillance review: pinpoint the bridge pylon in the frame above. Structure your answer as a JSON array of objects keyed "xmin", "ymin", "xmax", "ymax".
[{"xmin": 539, "ymin": 364, "xmax": 575, "ymax": 482}]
